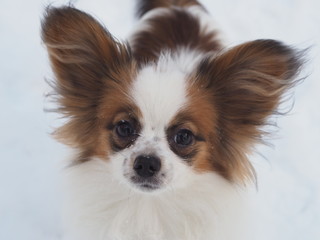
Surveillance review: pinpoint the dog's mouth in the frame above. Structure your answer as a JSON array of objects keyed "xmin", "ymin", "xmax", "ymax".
[
  {"xmin": 139, "ymin": 183, "xmax": 159, "ymax": 191},
  {"xmin": 130, "ymin": 175, "xmax": 162, "ymax": 192}
]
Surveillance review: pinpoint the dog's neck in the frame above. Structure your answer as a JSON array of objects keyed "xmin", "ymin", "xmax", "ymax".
[{"xmin": 63, "ymin": 158, "xmax": 253, "ymax": 240}]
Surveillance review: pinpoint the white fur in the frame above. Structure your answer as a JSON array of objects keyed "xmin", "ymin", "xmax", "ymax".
[
  {"xmin": 109, "ymin": 51, "xmax": 204, "ymax": 192},
  {"xmin": 131, "ymin": 52, "xmax": 189, "ymax": 131},
  {"xmin": 62, "ymin": 5, "xmax": 253, "ymax": 240},
  {"xmin": 186, "ymin": 5, "xmax": 228, "ymax": 45},
  {"xmin": 129, "ymin": 5, "xmax": 226, "ymax": 48},
  {"xmin": 62, "ymin": 53, "xmax": 255, "ymax": 240},
  {"xmin": 63, "ymin": 158, "xmax": 253, "ymax": 240}
]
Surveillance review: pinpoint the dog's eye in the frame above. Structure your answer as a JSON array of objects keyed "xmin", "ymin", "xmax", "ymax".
[
  {"xmin": 174, "ymin": 129, "xmax": 194, "ymax": 146},
  {"xmin": 115, "ymin": 120, "xmax": 135, "ymax": 138}
]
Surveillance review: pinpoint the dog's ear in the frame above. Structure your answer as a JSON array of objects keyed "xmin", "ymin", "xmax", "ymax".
[
  {"xmin": 196, "ymin": 40, "xmax": 302, "ymax": 181},
  {"xmin": 41, "ymin": 6, "xmax": 132, "ymax": 147}
]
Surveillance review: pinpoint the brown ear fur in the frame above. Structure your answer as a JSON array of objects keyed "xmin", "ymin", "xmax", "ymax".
[
  {"xmin": 41, "ymin": 6, "xmax": 133, "ymax": 149},
  {"xmin": 196, "ymin": 39, "xmax": 303, "ymax": 182}
]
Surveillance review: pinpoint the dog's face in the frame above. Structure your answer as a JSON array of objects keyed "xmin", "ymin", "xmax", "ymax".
[
  {"xmin": 103, "ymin": 56, "xmax": 219, "ymax": 193},
  {"xmin": 42, "ymin": 7, "xmax": 301, "ymax": 193}
]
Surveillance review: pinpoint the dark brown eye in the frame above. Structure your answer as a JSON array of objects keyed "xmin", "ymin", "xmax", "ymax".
[
  {"xmin": 174, "ymin": 129, "xmax": 194, "ymax": 146},
  {"xmin": 115, "ymin": 120, "xmax": 135, "ymax": 138}
]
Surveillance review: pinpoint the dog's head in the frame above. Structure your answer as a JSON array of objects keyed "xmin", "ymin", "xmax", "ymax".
[{"xmin": 42, "ymin": 7, "xmax": 302, "ymax": 193}]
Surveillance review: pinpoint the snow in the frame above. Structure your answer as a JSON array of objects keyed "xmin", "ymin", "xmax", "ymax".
[{"xmin": 0, "ymin": 0, "xmax": 319, "ymax": 239}]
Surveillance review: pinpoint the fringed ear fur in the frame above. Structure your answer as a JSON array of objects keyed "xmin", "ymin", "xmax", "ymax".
[
  {"xmin": 196, "ymin": 39, "xmax": 303, "ymax": 182},
  {"xmin": 41, "ymin": 6, "xmax": 132, "ymax": 148}
]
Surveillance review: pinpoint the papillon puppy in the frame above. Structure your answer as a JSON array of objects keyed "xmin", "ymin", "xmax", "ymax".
[{"xmin": 42, "ymin": 0, "xmax": 302, "ymax": 239}]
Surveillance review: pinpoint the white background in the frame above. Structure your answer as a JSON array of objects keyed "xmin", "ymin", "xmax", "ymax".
[{"xmin": 0, "ymin": 0, "xmax": 319, "ymax": 239}]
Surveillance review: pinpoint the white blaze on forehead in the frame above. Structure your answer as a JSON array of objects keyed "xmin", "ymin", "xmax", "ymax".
[
  {"xmin": 130, "ymin": 51, "xmax": 203, "ymax": 133},
  {"xmin": 131, "ymin": 61, "xmax": 183, "ymax": 131}
]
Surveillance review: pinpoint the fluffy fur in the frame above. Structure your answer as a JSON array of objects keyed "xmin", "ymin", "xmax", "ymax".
[
  {"xmin": 63, "ymin": 158, "xmax": 252, "ymax": 240},
  {"xmin": 41, "ymin": 0, "xmax": 302, "ymax": 239}
]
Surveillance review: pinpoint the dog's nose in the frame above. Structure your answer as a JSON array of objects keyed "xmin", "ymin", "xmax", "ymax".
[{"xmin": 133, "ymin": 155, "xmax": 161, "ymax": 178}]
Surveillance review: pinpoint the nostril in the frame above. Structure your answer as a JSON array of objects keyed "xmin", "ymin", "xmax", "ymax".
[
  {"xmin": 133, "ymin": 155, "xmax": 161, "ymax": 178},
  {"xmin": 134, "ymin": 163, "xmax": 143, "ymax": 170},
  {"xmin": 149, "ymin": 165, "xmax": 157, "ymax": 172}
]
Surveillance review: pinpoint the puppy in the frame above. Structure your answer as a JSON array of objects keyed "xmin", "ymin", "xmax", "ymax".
[{"xmin": 42, "ymin": 0, "xmax": 302, "ymax": 239}]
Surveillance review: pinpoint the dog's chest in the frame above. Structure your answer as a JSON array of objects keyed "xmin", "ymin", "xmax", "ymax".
[{"xmin": 63, "ymin": 160, "xmax": 252, "ymax": 240}]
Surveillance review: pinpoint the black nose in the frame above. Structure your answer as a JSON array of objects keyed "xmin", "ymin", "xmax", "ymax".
[{"xmin": 133, "ymin": 155, "xmax": 161, "ymax": 178}]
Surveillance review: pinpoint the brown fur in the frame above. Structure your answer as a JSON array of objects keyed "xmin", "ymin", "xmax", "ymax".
[
  {"xmin": 136, "ymin": 0, "xmax": 204, "ymax": 18},
  {"xmin": 131, "ymin": 8, "xmax": 222, "ymax": 66},
  {"xmin": 42, "ymin": 4, "xmax": 302, "ymax": 183},
  {"xmin": 99, "ymin": 102, "xmax": 142, "ymax": 154},
  {"xmin": 186, "ymin": 40, "xmax": 302, "ymax": 182},
  {"xmin": 166, "ymin": 114, "xmax": 207, "ymax": 162},
  {"xmin": 42, "ymin": 7, "xmax": 135, "ymax": 161}
]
